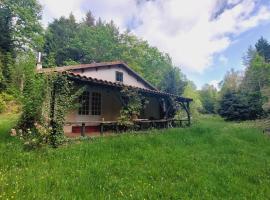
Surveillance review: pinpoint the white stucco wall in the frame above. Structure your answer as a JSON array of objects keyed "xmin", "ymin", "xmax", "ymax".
[{"xmin": 72, "ymin": 65, "xmax": 149, "ymax": 89}]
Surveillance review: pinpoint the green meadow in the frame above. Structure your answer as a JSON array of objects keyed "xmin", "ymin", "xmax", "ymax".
[{"xmin": 0, "ymin": 114, "xmax": 270, "ymax": 199}]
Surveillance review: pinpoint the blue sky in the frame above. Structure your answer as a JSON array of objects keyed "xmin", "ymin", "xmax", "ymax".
[
  {"xmin": 188, "ymin": 14, "xmax": 270, "ymax": 88},
  {"xmin": 39, "ymin": 0, "xmax": 270, "ymax": 89},
  {"xmin": 187, "ymin": 20, "xmax": 270, "ymax": 88}
]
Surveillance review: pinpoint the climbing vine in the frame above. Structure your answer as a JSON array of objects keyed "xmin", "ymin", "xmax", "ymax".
[
  {"xmin": 117, "ymin": 87, "xmax": 148, "ymax": 126},
  {"xmin": 48, "ymin": 74, "xmax": 84, "ymax": 147},
  {"xmin": 19, "ymin": 72, "xmax": 83, "ymax": 149}
]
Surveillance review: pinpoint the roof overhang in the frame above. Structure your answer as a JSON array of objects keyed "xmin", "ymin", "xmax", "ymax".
[{"xmin": 65, "ymin": 72, "xmax": 193, "ymax": 103}]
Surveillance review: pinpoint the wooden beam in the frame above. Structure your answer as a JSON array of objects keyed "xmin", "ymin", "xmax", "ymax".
[
  {"xmin": 179, "ymin": 102, "xmax": 191, "ymax": 126},
  {"xmin": 187, "ymin": 101, "xmax": 191, "ymax": 126},
  {"xmin": 81, "ymin": 123, "xmax": 86, "ymax": 137}
]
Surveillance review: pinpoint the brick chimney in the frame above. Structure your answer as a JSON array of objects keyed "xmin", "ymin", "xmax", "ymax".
[{"xmin": 37, "ymin": 52, "xmax": 42, "ymax": 70}]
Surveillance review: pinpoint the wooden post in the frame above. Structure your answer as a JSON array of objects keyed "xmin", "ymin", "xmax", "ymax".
[
  {"xmin": 116, "ymin": 123, "xmax": 119, "ymax": 133},
  {"xmin": 100, "ymin": 123, "xmax": 104, "ymax": 135},
  {"xmin": 187, "ymin": 101, "xmax": 191, "ymax": 126},
  {"xmin": 81, "ymin": 123, "xmax": 85, "ymax": 137},
  {"xmin": 50, "ymin": 80, "xmax": 57, "ymax": 147}
]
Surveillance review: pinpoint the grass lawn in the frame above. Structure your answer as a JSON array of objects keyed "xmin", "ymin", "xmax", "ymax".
[{"xmin": 1, "ymin": 114, "xmax": 270, "ymax": 199}]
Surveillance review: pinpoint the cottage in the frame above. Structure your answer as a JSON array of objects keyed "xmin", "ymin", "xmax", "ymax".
[{"xmin": 38, "ymin": 61, "xmax": 192, "ymax": 136}]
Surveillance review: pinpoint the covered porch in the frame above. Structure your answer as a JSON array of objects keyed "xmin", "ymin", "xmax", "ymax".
[{"xmin": 64, "ymin": 72, "xmax": 193, "ymax": 136}]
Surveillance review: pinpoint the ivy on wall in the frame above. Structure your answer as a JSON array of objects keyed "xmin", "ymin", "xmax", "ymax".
[
  {"xmin": 19, "ymin": 72, "xmax": 83, "ymax": 148},
  {"xmin": 49, "ymin": 74, "xmax": 84, "ymax": 147},
  {"xmin": 117, "ymin": 87, "xmax": 148, "ymax": 126}
]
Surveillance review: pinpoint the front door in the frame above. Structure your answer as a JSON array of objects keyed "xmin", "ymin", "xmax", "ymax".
[
  {"xmin": 90, "ymin": 91, "xmax": 102, "ymax": 122},
  {"xmin": 76, "ymin": 91, "xmax": 102, "ymax": 123}
]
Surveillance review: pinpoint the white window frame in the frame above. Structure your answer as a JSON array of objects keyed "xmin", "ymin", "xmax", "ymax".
[
  {"xmin": 91, "ymin": 92, "xmax": 101, "ymax": 116},
  {"xmin": 78, "ymin": 91, "xmax": 90, "ymax": 115}
]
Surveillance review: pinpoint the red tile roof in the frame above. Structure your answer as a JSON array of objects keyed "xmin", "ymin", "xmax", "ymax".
[{"xmin": 66, "ymin": 72, "xmax": 193, "ymax": 102}]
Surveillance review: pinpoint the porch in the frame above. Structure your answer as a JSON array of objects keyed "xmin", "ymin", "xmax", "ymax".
[{"xmin": 64, "ymin": 72, "xmax": 193, "ymax": 136}]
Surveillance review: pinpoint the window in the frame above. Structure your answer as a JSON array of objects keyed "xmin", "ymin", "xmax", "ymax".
[
  {"xmin": 116, "ymin": 71, "xmax": 123, "ymax": 82},
  {"xmin": 91, "ymin": 92, "xmax": 101, "ymax": 115},
  {"xmin": 78, "ymin": 91, "xmax": 90, "ymax": 115}
]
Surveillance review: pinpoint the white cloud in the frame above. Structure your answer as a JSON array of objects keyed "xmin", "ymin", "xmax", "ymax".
[
  {"xmin": 209, "ymin": 80, "xmax": 221, "ymax": 90},
  {"xmin": 219, "ymin": 55, "xmax": 228, "ymax": 65},
  {"xmin": 39, "ymin": 0, "xmax": 85, "ymax": 26},
  {"xmin": 82, "ymin": 0, "xmax": 137, "ymax": 30},
  {"xmin": 132, "ymin": 0, "xmax": 270, "ymax": 73},
  {"xmin": 38, "ymin": 0, "xmax": 270, "ymax": 73}
]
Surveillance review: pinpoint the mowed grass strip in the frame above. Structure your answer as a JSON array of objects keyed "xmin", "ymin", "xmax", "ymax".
[{"xmin": 1, "ymin": 115, "xmax": 270, "ymax": 199}]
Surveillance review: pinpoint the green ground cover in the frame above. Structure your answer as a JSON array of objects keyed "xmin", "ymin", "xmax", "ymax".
[{"xmin": 0, "ymin": 114, "xmax": 270, "ymax": 199}]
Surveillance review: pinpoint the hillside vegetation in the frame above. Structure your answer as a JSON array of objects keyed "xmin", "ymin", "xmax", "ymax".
[{"xmin": 1, "ymin": 114, "xmax": 270, "ymax": 199}]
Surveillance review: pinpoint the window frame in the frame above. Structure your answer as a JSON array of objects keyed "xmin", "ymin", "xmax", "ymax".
[
  {"xmin": 78, "ymin": 91, "xmax": 90, "ymax": 115},
  {"xmin": 91, "ymin": 92, "xmax": 101, "ymax": 116},
  {"xmin": 115, "ymin": 71, "xmax": 123, "ymax": 82}
]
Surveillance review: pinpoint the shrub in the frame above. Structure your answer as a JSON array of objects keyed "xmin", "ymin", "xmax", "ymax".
[
  {"xmin": 19, "ymin": 69, "xmax": 83, "ymax": 148},
  {"xmin": 0, "ymin": 95, "xmax": 6, "ymax": 113},
  {"xmin": 0, "ymin": 92, "xmax": 17, "ymax": 113},
  {"xmin": 117, "ymin": 87, "xmax": 148, "ymax": 126},
  {"xmin": 218, "ymin": 90, "xmax": 264, "ymax": 121},
  {"xmin": 22, "ymin": 123, "xmax": 50, "ymax": 150}
]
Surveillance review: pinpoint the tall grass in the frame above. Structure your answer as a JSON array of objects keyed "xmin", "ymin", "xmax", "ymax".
[{"xmin": 0, "ymin": 115, "xmax": 270, "ymax": 199}]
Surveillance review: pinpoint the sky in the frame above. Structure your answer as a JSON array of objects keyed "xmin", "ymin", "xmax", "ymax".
[{"xmin": 38, "ymin": 0, "xmax": 270, "ymax": 89}]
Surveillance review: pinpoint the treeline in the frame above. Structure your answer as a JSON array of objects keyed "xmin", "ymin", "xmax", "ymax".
[
  {"xmin": 0, "ymin": 0, "xmax": 189, "ymax": 99},
  {"xmin": 199, "ymin": 37, "xmax": 270, "ymax": 120}
]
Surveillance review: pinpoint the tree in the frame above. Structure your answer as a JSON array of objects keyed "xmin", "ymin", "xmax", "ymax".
[
  {"xmin": 242, "ymin": 46, "xmax": 256, "ymax": 67},
  {"xmin": 262, "ymin": 87, "xmax": 270, "ymax": 114},
  {"xmin": 255, "ymin": 37, "xmax": 270, "ymax": 62},
  {"xmin": 44, "ymin": 14, "xmax": 78, "ymax": 66},
  {"xmin": 219, "ymin": 69, "xmax": 243, "ymax": 95},
  {"xmin": 159, "ymin": 67, "xmax": 187, "ymax": 95},
  {"xmin": 199, "ymin": 84, "xmax": 218, "ymax": 114},
  {"xmin": 0, "ymin": 2, "xmax": 13, "ymax": 53},
  {"xmin": 0, "ymin": 56, "xmax": 4, "ymax": 89},
  {"xmin": 178, "ymin": 81, "xmax": 202, "ymax": 119},
  {"xmin": 218, "ymin": 63, "xmax": 266, "ymax": 120},
  {"xmin": 0, "ymin": 0, "xmax": 43, "ymax": 91},
  {"xmin": 118, "ymin": 32, "xmax": 174, "ymax": 86},
  {"xmin": 84, "ymin": 10, "xmax": 95, "ymax": 27},
  {"xmin": 218, "ymin": 90, "xmax": 263, "ymax": 121},
  {"xmin": 241, "ymin": 54, "xmax": 270, "ymax": 115},
  {"xmin": 1, "ymin": 0, "xmax": 43, "ymax": 51}
]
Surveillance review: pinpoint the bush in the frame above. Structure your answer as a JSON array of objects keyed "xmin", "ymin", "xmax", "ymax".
[
  {"xmin": 218, "ymin": 90, "xmax": 264, "ymax": 121},
  {"xmin": 0, "ymin": 95, "xmax": 6, "ymax": 113},
  {"xmin": 22, "ymin": 123, "xmax": 50, "ymax": 150},
  {"xmin": 0, "ymin": 92, "xmax": 16, "ymax": 113}
]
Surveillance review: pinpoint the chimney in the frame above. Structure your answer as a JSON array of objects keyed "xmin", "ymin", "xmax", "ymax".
[{"xmin": 37, "ymin": 52, "xmax": 42, "ymax": 70}]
